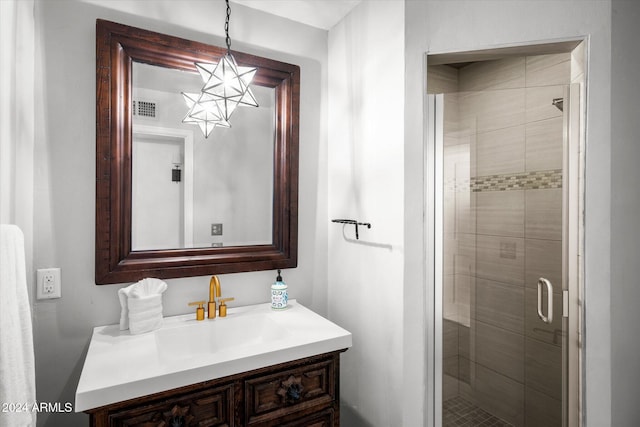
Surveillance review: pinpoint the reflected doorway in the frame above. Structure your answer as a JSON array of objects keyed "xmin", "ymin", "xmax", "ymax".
[{"xmin": 132, "ymin": 126, "xmax": 194, "ymax": 250}]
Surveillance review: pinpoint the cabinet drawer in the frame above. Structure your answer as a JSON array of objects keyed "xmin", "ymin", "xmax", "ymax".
[
  {"xmin": 108, "ymin": 383, "xmax": 234, "ymax": 427},
  {"xmin": 252, "ymin": 408, "xmax": 335, "ymax": 427},
  {"xmin": 278, "ymin": 408, "xmax": 335, "ymax": 427},
  {"xmin": 244, "ymin": 358, "xmax": 336, "ymax": 424}
]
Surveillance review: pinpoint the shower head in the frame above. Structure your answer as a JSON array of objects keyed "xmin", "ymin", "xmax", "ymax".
[{"xmin": 552, "ymin": 97, "xmax": 564, "ymax": 112}]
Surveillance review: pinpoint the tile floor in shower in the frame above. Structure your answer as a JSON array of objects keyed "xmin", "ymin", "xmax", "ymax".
[{"xmin": 443, "ymin": 396, "xmax": 513, "ymax": 427}]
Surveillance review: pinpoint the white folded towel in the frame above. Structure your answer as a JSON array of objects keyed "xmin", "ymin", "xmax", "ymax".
[
  {"xmin": 0, "ymin": 225, "xmax": 36, "ymax": 426},
  {"xmin": 118, "ymin": 278, "xmax": 167, "ymax": 334},
  {"xmin": 128, "ymin": 305, "xmax": 163, "ymax": 321},
  {"xmin": 127, "ymin": 294, "xmax": 163, "ymax": 313},
  {"xmin": 117, "ymin": 285, "xmax": 133, "ymax": 330},
  {"xmin": 128, "ymin": 307, "xmax": 163, "ymax": 335}
]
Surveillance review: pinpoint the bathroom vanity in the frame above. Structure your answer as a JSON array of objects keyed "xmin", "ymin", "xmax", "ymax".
[{"xmin": 75, "ymin": 301, "xmax": 351, "ymax": 426}]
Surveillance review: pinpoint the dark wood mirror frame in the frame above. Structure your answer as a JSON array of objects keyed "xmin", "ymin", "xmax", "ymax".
[{"xmin": 95, "ymin": 20, "xmax": 299, "ymax": 284}]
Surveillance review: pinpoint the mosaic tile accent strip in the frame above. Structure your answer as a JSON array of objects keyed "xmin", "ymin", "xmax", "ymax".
[
  {"xmin": 471, "ymin": 169, "xmax": 562, "ymax": 192},
  {"xmin": 443, "ymin": 396, "xmax": 513, "ymax": 427}
]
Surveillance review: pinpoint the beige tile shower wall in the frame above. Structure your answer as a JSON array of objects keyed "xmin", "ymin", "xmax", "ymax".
[
  {"xmin": 525, "ymin": 188, "xmax": 563, "ymax": 240},
  {"xmin": 460, "ymin": 57, "xmax": 526, "ymax": 91},
  {"xmin": 427, "ymin": 64, "xmax": 459, "ymax": 94},
  {"xmin": 455, "ymin": 53, "xmax": 569, "ymax": 427},
  {"xmin": 526, "ymin": 116, "xmax": 563, "ymax": 171},
  {"xmin": 476, "ymin": 190, "xmax": 525, "ymax": 237},
  {"xmin": 525, "ymin": 54, "xmax": 571, "ymax": 87},
  {"xmin": 442, "ymin": 85, "xmax": 475, "ymax": 328},
  {"xmin": 476, "ymin": 278, "xmax": 525, "ymax": 334},
  {"xmin": 526, "ymin": 85, "xmax": 565, "ymax": 123},
  {"xmin": 427, "ymin": 65, "xmax": 465, "ymax": 143},
  {"xmin": 443, "ymin": 318, "xmax": 460, "ymax": 395},
  {"xmin": 463, "ymin": 88, "xmax": 526, "ymax": 135},
  {"xmin": 476, "ymin": 125, "xmax": 526, "ymax": 176},
  {"xmin": 436, "ymin": 65, "xmax": 477, "ymax": 402}
]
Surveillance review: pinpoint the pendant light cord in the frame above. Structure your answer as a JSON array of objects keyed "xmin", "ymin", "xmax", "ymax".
[{"xmin": 225, "ymin": 0, "xmax": 232, "ymax": 53}]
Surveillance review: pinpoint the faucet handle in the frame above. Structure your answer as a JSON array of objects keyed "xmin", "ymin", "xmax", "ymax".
[
  {"xmin": 218, "ymin": 298, "xmax": 235, "ymax": 318},
  {"xmin": 188, "ymin": 300, "xmax": 206, "ymax": 321}
]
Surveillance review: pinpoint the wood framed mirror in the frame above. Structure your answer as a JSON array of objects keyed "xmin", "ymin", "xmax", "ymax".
[{"xmin": 95, "ymin": 20, "xmax": 299, "ymax": 284}]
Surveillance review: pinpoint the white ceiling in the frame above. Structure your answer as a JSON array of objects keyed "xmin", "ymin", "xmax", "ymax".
[{"xmin": 231, "ymin": 0, "xmax": 361, "ymax": 30}]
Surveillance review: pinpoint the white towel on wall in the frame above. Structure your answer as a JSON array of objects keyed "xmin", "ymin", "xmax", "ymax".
[{"xmin": 0, "ymin": 225, "xmax": 36, "ymax": 426}]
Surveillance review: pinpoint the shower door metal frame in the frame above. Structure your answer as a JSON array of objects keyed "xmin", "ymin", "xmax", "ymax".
[
  {"xmin": 426, "ymin": 93, "xmax": 444, "ymax": 427},
  {"xmin": 563, "ymin": 82, "xmax": 584, "ymax": 427},
  {"xmin": 426, "ymin": 81, "xmax": 584, "ymax": 427}
]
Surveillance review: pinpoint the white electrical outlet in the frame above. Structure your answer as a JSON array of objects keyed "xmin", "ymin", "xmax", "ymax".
[{"xmin": 37, "ymin": 268, "xmax": 61, "ymax": 299}]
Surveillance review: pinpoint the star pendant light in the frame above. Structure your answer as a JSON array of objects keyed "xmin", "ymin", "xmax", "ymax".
[
  {"xmin": 181, "ymin": 0, "xmax": 258, "ymax": 138},
  {"xmin": 181, "ymin": 91, "xmax": 230, "ymax": 138}
]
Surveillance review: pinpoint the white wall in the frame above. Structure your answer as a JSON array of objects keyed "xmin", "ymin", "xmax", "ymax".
[
  {"xmin": 32, "ymin": 1, "xmax": 327, "ymax": 425},
  {"xmin": 403, "ymin": 2, "xmax": 430, "ymax": 425},
  {"xmin": 410, "ymin": 1, "xmax": 613, "ymax": 425},
  {"xmin": 0, "ymin": 0, "xmax": 35, "ymax": 306},
  {"xmin": 328, "ymin": 2, "xmax": 405, "ymax": 425},
  {"xmin": 611, "ymin": 1, "xmax": 640, "ymax": 425}
]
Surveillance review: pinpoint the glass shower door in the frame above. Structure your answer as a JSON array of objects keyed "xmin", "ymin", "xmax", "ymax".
[{"xmin": 431, "ymin": 85, "xmax": 570, "ymax": 427}]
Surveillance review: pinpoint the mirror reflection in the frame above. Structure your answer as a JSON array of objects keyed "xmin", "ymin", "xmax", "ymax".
[
  {"xmin": 132, "ymin": 62, "xmax": 274, "ymax": 251},
  {"xmin": 95, "ymin": 19, "xmax": 299, "ymax": 284}
]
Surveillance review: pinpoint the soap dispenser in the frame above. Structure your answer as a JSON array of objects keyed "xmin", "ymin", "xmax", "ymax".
[{"xmin": 271, "ymin": 269, "xmax": 288, "ymax": 310}]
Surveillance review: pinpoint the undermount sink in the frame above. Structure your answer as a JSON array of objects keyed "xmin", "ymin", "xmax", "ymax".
[
  {"xmin": 75, "ymin": 300, "xmax": 352, "ymax": 412},
  {"xmin": 155, "ymin": 310, "xmax": 286, "ymax": 362}
]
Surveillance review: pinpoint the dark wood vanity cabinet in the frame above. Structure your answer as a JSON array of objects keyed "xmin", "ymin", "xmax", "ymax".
[
  {"xmin": 87, "ymin": 351, "xmax": 345, "ymax": 427},
  {"xmin": 107, "ymin": 383, "xmax": 235, "ymax": 426}
]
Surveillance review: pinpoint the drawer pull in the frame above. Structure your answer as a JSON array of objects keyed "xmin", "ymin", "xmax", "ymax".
[
  {"xmin": 286, "ymin": 384, "xmax": 303, "ymax": 401},
  {"xmin": 169, "ymin": 415, "xmax": 185, "ymax": 427},
  {"xmin": 167, "ymin": 404, "xmax": 192, "ymax": 427},
  {"xmin": 277, "ymin": 375, "xmax": 304, "ymax": 404}
]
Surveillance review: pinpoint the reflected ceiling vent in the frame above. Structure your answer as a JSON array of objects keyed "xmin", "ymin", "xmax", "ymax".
[{"xmin": 133, "ymin": 99, "xmax": 157, "ymax": 118}]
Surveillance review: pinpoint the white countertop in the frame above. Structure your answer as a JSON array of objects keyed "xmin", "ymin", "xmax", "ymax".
[{"xmin": 75, "ymin": 300, "xmax": 352, "ymax": 412}]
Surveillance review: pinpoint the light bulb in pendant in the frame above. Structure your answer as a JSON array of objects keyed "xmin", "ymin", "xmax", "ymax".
[
  {"xmin": 199, "ymin": 53, "xmax": 258, "ymax": 121},
  {"xmin": 181, "ymin": 91, "xmax": 230, "ymax": 138}
]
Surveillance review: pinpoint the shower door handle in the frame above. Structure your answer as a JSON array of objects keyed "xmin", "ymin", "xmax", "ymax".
[{"xmin": 537, "ymin": 278, "xmax": 554, "ymax": 324}]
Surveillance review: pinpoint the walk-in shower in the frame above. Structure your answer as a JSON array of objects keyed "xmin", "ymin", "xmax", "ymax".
[{"xmin": 427, "ymin": 41, "xmax": 585, "ymax": 427}]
